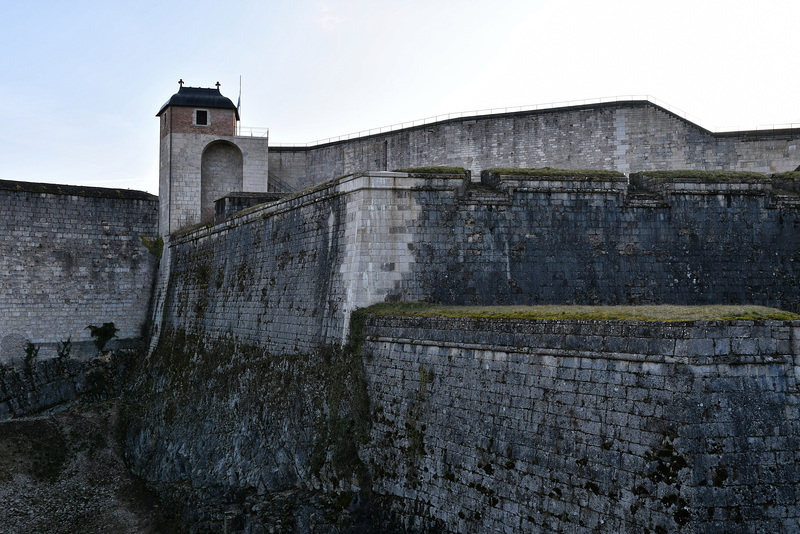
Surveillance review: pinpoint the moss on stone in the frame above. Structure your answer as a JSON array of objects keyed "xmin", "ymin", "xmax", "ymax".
[
  {"xmin": 171, "ymin": 220, "xmax": 213, "ymax": 239},
  {"xmin": 484, "ymin": 167, "xmax": 625, "ymax": 179},
  {"xmin": 358, "ymin": 303, "xmax": 799, "ymax": 322},
  {"xmin": 772, "ymin": 171, "xmax": 800, "ymax": 181},
  {"xmin": 392, "ymin": 166, "xmax": 469, "ymax": 175},
  {"xmin": 630, "ymin": 170, "xmax": 767, "ymax": 181},
  {"xmin": 140, "ymin": 235, "xmax": 163, "ymax": 259},
  {"xmin": 0, "ymin": 179, "xmax": 156, "ymax": 201}
]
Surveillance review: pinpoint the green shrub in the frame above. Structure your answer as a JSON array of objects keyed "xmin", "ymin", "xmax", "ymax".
[
  {"xmin": 140, "ymin": 235, "xmax": 164, "ymax": 259},
  {"xmin": 56, "ymin": 337, "xmax": 72, "ymax": 360},
  {"xmin": 86, "ymin": 323, "xmax": 119, "ymax": 351},
  {"xmin": 23, "ymin": 341, "xmax": 39, "ymax": 369}
]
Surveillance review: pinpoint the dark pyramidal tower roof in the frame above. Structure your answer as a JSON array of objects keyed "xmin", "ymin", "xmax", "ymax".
[{"xmin": 157, "ymin": 85, "xmax": 239, "ymax": 120}]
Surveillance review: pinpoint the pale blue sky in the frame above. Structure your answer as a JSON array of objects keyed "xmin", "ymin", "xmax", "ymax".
[{"xmin": 1, "ymin": 0, "xmax": 797, "ymax": 194}]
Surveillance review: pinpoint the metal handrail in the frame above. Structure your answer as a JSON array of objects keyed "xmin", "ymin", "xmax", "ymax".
[
  {"xmin": 248, "ymin": 95, "xmax": 799, "ymax": 148},
  {"xmin": 267, "ymin": 171, "xmax": 293, "ymax": 193},
  {"xmin": 237, "ymin": 126, "xmax": 269, "ymax": 137}
]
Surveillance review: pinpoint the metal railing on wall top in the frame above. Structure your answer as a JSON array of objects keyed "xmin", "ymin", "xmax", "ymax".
[{"xmin": 245, "ymin": 95, "xmax": 800, "ymax": 148}]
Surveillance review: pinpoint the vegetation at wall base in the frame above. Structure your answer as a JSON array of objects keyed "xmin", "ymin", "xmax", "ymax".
[
  {"xmin": 57, "ymin": 337, "xmax": 72, "ymax": 360},
  {"xmin": 140, "ymin": 235, "xmax": 164, "ymax": 259},
  {"xmin": 23, "ymin": 341, "xmax": 39, "ymax": 369},
  {"xmin": 360, "ymin": 303, "xmax": 800, "ymax": 322}
]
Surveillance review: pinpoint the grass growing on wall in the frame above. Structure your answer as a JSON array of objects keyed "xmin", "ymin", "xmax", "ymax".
[
  {"xmin": 630, "ymin": 170, "xmax": 768, "ymax": 181},
  {"xmin": 483, "ymin": 167, "xmax": 625, "ymax": 178},
  {"xmin": 360, "ymin": 303, "xmax": 800, "ymax": 322},
  {"xmin": 773, "ymin": 171, "xmax": 800, "ymax": 180},
  {"xmin": 393, "ymin": 166, "xmax": 469, "ymax": 175}
]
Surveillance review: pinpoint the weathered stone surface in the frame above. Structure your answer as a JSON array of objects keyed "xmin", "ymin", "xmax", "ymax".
[
  {"xmin": 0, "ymin": 349, "xmax": 141, "ymax": 420},
  {"xmin": 360, "ymin": 316, "xmax": 800, "ymax": 533},
  {"xmin": 124, "ymin": 328, "xmax": 407, "ymax": 533},
  {"xmin": 269, "ymin": 102, "xmax": 800, "ymax": 190},
  {"xmin": 131, "ymin": 170, "xmax": 800, "ymax": 531},
  {"xmin": 0, "ymin": 184, "xmax": 159, "ymax": 359}
]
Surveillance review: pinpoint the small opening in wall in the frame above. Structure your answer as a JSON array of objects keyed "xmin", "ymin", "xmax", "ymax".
[{"xmin": 196, "ymin": 110, "xmax": 208, "ymax": 126}]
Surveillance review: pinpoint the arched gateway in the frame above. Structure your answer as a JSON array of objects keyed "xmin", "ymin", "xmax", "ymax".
[{"xmin": 156, "ymin": 81, "xmax": 269, "ymax": 236}]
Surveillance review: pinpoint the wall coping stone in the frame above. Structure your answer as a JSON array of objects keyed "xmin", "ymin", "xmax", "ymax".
[
  {"xmin": 169, "ymin": 171, "xmax": 468, "ymax": 245},
  {"xmin": 0, "ymin": 179, "xmax": 157, "ymax": 201},
  {"xmin": 363, "ymin": 316, "xmax": 799, "ymax": 362}
]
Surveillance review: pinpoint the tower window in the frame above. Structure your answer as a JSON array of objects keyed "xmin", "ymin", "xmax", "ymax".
[{"xmin": 195, "ymin": 109, "xmax": 209, "ymax": 126}]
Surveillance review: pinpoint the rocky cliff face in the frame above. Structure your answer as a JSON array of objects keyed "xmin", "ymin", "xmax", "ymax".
[
  {"xmin": 0, "ymin": 400, "xmax": 171, "ymax": 534},
  {"xmin": 0, "ymin": 350, "xmax": 140, "ymax": 421},
  {"xmin": 0, "ymin": 349, "xmax": 172, "ymax": 534},
  {"xmin": 123, "ymin": 327, "xmax": 407, "ymax": 533}
]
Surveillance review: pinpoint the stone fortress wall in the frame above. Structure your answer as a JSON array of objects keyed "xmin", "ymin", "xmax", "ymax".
[
  {"xmin": 268, "ymin": 101, "xmax": 800, "ymax": 192},
  {"xmin": 4, "ymin": 93, "xmax": 800, "ymax": 531},
  {"xmin": 361, "ymin": 315, "xmax": 800, "ymax": 533},
  {"xmin": 152, "ymin": 169, "xmax": 800, "ymax": 355},
  {"xmin": 0, "ymin": 181, "xmax": 160, "ymax": 361},
  {"xmin": 128, "ymin": 167, "xmax": 800, "ymax": 532}
]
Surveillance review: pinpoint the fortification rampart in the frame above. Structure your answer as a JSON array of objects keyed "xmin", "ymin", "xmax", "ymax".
[
  {"xmin": 156, "ymin": 171, "xmax": 467, "ymax": 353},
  {"xmin": 412, "ymin": 169, "xmax": 800, "ymax": 311},
  {"xmin": 268, "ymin": 101, "xmax": 800, "ymax": 191},
  {"xmin": 127, "ymin": 304, "xmax": 800, "ymax": 532},
  {"xmin": 154, "ymin": 168, "xmax": 800, "ymax": 358},
  {"xmin": 127, "ymin": 169, "xmax": 800, "ymax": 530},
  {"xmin": 361, "ymin": 315, "xmax": 800, "ymax": 533},
  {"xmin": 0, "ymin": 181, "xmax": 159, "ymax": 362}
]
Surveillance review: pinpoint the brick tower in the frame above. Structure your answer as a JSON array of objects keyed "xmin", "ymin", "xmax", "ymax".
[{"xmin": 157, "ymin": 80, "xmax": 269, "ymax": 236}]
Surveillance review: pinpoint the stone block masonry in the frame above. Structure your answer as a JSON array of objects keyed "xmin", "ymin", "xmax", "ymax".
[
  {"xmin": 405, "ymin": 171, "xmax": 800, "ymax": 312},
  {"xmin": 0, "ymin": 349, "xmax": 139, "ymax": 420},
  {"xmin": 158, "ymin": 168, "xmax": 800, "ymax": 362},
  {"xmin": 0, "ymin": 181, "xmax": 159, "ymax": 362},
  {"xmin": 159, "ymin": 132, "xmax": 269, "ymax": 234},
  {"xmin": 360, "ymin": 315, "xmax": 800, "ymax": 533},
  {"xmin": 268, "ymin": 101, "xmax": 800, "ymax": 191},
  {"xmin": 137, "ymin": 168, "xmax": 800, "ymax": 530},
  {"xmin": 159, "ymin": 171, "xmax": 468, "ymax": 353}
]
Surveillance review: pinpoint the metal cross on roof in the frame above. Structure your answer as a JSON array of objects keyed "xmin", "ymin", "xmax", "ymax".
[
  {"xmin": 215, "ymin": 81, "xmax": 221, "ymax": 89},
  {"xmin": 178, "ymin": 79, "xmax": 184, "ymax": 87}
]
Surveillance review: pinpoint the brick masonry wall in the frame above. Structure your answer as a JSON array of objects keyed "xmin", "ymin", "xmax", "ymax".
[
  {"xmin": 267, "ymin": 102, "xmax": 800, "ymax": 191},
  {"xmin": 0, "ymin": 186, "xmax": 159, "ymax": 362},
  {"xmin": 161, "ymin": 106, "xmax": 237, "ymax": 138},
  {"xmin": 360, "ymin": 315, "xmax": 800, "ymax": 533}
]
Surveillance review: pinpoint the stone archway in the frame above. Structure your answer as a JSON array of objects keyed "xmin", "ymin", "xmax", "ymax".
[{"xmin": 201, "ymin": 141, "xmax": 243, "ymax": 223}]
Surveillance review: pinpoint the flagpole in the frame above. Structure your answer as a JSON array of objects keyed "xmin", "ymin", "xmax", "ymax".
[{"xmin": 237, "ymin": 75, "xmax": 242, "ymax": 135}]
